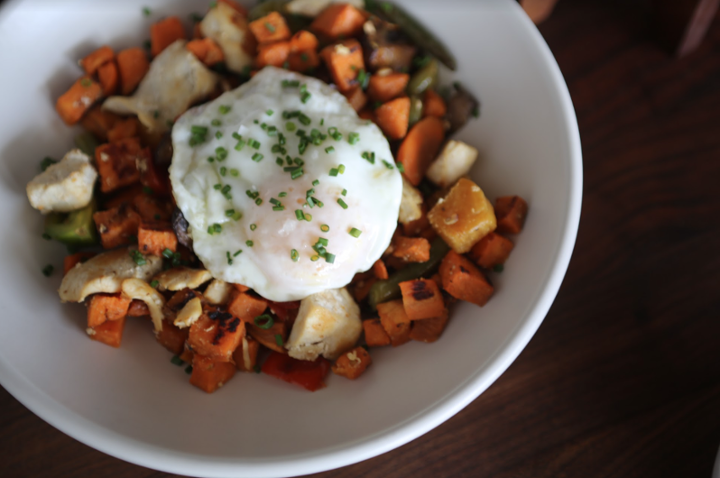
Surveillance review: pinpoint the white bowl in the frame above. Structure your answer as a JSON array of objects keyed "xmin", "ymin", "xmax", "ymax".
[{"xmin": 0, "ymin": 0, "xmax": 582, "ymax": 476}]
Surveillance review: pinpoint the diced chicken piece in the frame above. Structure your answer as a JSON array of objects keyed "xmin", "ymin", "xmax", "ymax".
[
  {"xmin": 59, "ymin": 248, "xmax": 162, "ymax": 303},
  {"xmin": 425, "ymin": 140, "xmax": 479, "ymax": 188},
  {"xmin": 285, "ymin": 288, "xmax": 361, "ymax": 361},
  {"xmin": 398, "ymin": 176, "xmax": 423, "ymax": 225},
  {"xmin": 152, "ymin": 267, "xmax": 213, "ymax": 291},
  {"xmin": 200, "ymin": 2, "xmax": 253, "ymax": 74},
  {"xmin": 103, "ymin": 40, "xmax": 218, "ymax": 133},
  {"xmin": 173, "ymin": 297, "xmax": 203, "ymax": 329},
  {"xmin": 286, "ymin": 0, "xmax": 364, "ymax": 17},
  {"xmin": 121, "ymin": 278, "xmax": 166, "ymax": 333},
  {"xmin": 203, "ymin": 279, "xmax": 234, "ymax": 305},
  {"xmin": 26, "ymin": 149, "xmax": 97, "ymax": 214}
]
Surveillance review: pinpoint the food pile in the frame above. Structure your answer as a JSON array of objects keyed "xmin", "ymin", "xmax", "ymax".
[{"xmin": 27, "ymin": 0, "xmax": 528, "ymax": 393}]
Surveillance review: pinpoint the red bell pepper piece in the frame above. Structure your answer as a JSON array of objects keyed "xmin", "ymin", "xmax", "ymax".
[{"xmin": 261, "ymin": 351, "xmax": 330, "ymax": 392}]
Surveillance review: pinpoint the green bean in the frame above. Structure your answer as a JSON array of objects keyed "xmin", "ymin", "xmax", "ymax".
[
  {"xmin": 368, "ymin": 237, "xmax": 450, "ymax": 310},
  {"xmin": 365, "ymin": 0, "xmax": 457, "ymax": 71},
  {"xmin": 406, "ymin": 58, "xmax": 438, "ymax": 96},
  {"xmin": 408, "ymin": 96, "xmax": 424, "ymax": 126},
  {"xmin": 74, "ymin": 132, "xmax": 100, "ymax": 158}
]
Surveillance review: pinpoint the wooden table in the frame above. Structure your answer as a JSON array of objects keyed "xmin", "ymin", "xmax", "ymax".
[{"xmin": 3, "ymin": 1, "xmax": 720, "ymax": 476}]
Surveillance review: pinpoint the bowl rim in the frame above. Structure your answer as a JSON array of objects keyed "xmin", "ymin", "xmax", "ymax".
[{"xmin": 0, "ymin": 0, "xmax": 583, "ymax": 476}]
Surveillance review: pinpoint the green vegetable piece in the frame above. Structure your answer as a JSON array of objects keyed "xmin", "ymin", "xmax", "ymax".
[
  {"xmin": 366, "ymin": 0, "xmax": 456, "ymax": 70},
  {"xmin": 406, "ymin": 58, "xmax": 439, "ymax": 96},
  {"xmin": 74, "ymin": 132, "xmax": 101, "ymax": 157},
  {"xmin": 408, "ymin": 95, "xmax": 424, "ymax": 126},
  {"xmin": 367, "ymin": 236, "xmax": 449, "ymax": 310},
  {"xmin": 44, "ymin": 200, "xmax": 99, "ymax": 246}
]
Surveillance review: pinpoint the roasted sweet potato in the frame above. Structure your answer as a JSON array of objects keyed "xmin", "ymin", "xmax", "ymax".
[
  {"xmin": 190, "ymin": 354, "xmax": 236, "ymax": 393},
  {"xmin": 138, "ymin": 222, "xmax": 178, "ymax": 256},
  {"xmin": 63, "ymin": 251, "xmax": 96, "ymax": 275},
  {"xmin": 232, "ymin": 335, "xmax": 260, "ymax": 372},
  {"xmin": 392, "ymin": 236, "xmax": 430, "ymax": 262},
  {"xmin": 374, "ymin": 96, "xmax": 410, "ymax": 140},
  {"xmin": 320, "ymin": 39, "xmax": 364, "ymax": 92},
  {"xmin": 56, "ymin": 76, "xmax": 103, "ymax": 125},
  {"xmin": 156, "ymin": 318, "xmax": 189, "ymax": 355},
  {"xmin": 363, "ymin": 318, "xmax": 391, "ymax": 347},
  {"xmin": 439, "ymin": 250, "xmax": 494, "ymax": 307},
  {"xmin": 92, "ymin": 204, "xmax": 141, "ymax": 249},
  {"xmin": 150, "ymin": 16, "xmax": 186, "ymax": 57},
  {"xmin": 88, "ymin": 315, "xmax": 126, "ymax": 348},
  {"xmin": 228, "ymin": 292, "xmax": 268, "ymax": 322},
  {"xmin": 469, "ymin": 232, "xmax": 514, "ymax": 269},
  {"xmin": 367, "ymin": 72, "xmax": 409, "ymax": 103},
  {"xmin": 97, "ymin": 60, "xmax": 119, "ymax": 95},
  {"xmin": 188, "ymin": 309, "xmax": 245, "ymax": 362},
  {"xmin": 342, "ymin": 85, "xmax": 368, "ymax": 112},
  {"xmin": 399, "ymin": 279, "xmax": 445, "ymax": 320},
  {"xmin": 311, "ymin": 3, "xmax": 366, "ymax": 39},
  {"xmin": 94, "ymin": 137, "xmax": 144, "ymax": 192},
  {"xmin": 116, "ymin": 47, "xmax": 149, "ymax": 95},
  {"xmin": 423, "ymin": 89, "xmax": 447, "ymax": 118},
  {"xmin": 80, "ymin": 45, "xmax": 114, "ymax": 75},
  {"xmin": 290, "ymin": 30, "xmax": 319, "ymax": 53},
  {"xmin": 288, "ymin": 49, "xmax": 320, "ymax": 73},
  {"xmin": 186, "ymin": 37, "xmax": 225, "ymax": 66},
  {"xmin": 80, "ymin": 106, "xmax": 121, "ymax": 141},
  {"xmin": 250, "ymin": 11, "xmax": 291, "ymax": 44},
  {"xmin": 132, "ymin": 191, "xmax": 173, "ymax": 223},
  {"xmin": 373, "ymin": 259, "xmax": 389, "ymax": 280},
  {"xmin": 409, "ymin": 308, "xmax": 450, "ymax": 343},
  {"xmin": 377, "ymin": 300, "xmax": 411, "ymax": 347},
  {"xmin": 87, "ymin": 293, "xmax": 131, "ymax": 328},
  {"xmin": 262, "ymin": 352, "xmax": 330, "ymax": 392},
  {"xmin": 332, "ymin": 346, "xmax": 372, "ymax": 380},
  {"xmin": 256, "ymin": 40, "xmax": 291, "ymax": 68},
  {"xmin": 107, "ymin": 117, "xmax": 141, "ymax": 143},
  {"xmin": 494, "ymin": 196, "xmax": 529, "ymax": 234},
  {"xmin": 397, "ymin": 116, "xmax": 445, "ymax": 185},
  {"xmin": 127, "ymin": 299, "xmax": 150, "ymax": 317},
  {"xmin": 247, "ymin": 320, "xmax": 287, "ymax": 353}
]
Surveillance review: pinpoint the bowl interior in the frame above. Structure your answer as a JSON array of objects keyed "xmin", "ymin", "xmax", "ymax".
[{"xmin": 0, "ymin": 0, "xmax": 581, "ymax": 476}]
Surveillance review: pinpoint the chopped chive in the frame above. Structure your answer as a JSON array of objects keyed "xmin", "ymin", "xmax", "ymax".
[
  {"xmin": 150, "ymin": 279, "xmax": 159, "ymax": 288},
  {"xmin": 269, "ymin": 197, "xmax": 281, "ymax": 206},
  {"xmin": 306, "ymin": 196, "xmax": 315, "ymax": 208},
  {"xmin": 226, "ymin": 251, "xmax": 233, "ymax": 265},
  {"xmin": 254, "ymin": 314, "xmax": 274, "ymax": 329},
  {"xmin": 301, "ymin": 91, "xmax": 311, "ymax": 103},
  {"xmin": 232, "ymin": 210, "xmax": 242, "ymax": 220},
  {"xmin": 396, "ymin": 161, "xmax": 405, "ymax": 173},
  {"xmin": 254, "ymin": 119, "xmax": 259, "ymax": 124},
  {"xmin": 249, "ymin": 139, "xmax": 261, "ymax": 149},
  {"xmin": 356, "ymin": 68, "xmax": 369, "ymax": 89},
  {"xmin": 266, "ymin": 109, "xmax": 274, "ymax": 116},
  {"xmin": 275, "ymin": 334, "xmax": 284, "ymax": 346},
  {"xmin": 382, "ymin": 160, "xmax": 394, "ymax": 169},
  {"xmin": 291, "ymin": 168, "xmax": 304, "ymax": 180},
  {"xmin": 264, "ymin": 21, "xmax": 276, "ymax": 32},
  {"xmin": 220, "ymin": 167, "xmax": 227, "ymax": 176},
  {"xmin": 252, "ymin": 152, "xmax": 264, "ymax": 162},
  {"xmin": 219, "ymin": 105, "xmax": 231, "ymax": 114},
  {"xmin": 153, "ymin": 109, "xmax": 160, "ymax": 118},
  {"xmin": 40, "ymin": 157, "xmax": 57, "ymax": 171},
  {"xmin": 246, "ymin": 190, "xmax": 259, "ymax": 199},
  {"xmin": 246, "ymin": 240, "xmax": 254, "ymax": 247},
  {"xmin": 290, "ymin": 249, "xmax": 299, "ymax": 262},
  {"xmin": 304, "ymin": 213, "xmax": 312, "ymax": 221},
  {"xmin": 329, "ymin": 168, "xmax": 339, "ymax": 177},
  {"xmin": 312, "ymin": 179, "xmax": 319, "ymax": 186},
  {"xmin": 235, "ymin": 139, "xmax": 246, "ymax": 151},
  {"xmin": 278, "ymin": 192, "xmax": 287, "ymax": 197},
  {"xmin": 41, "ymin": 232, "xmax": 51, "ymax": 240},
  {"xmin": 311, "ymin": 254, "xmax": 319, "ymax": 261},
  {"xmin": 494, "ymin": 264, "xmax": 505, "ymax": 273},
  {"xmin": 170, "ymin": 355, "xmax": 184, "ymax": 366},
  {"xmin": 225, "ymin": 209, "xmax": 236, "ymax": 217},
  {"xmin": 317, "ymin": 237, "xmax": 329, "ymax": 246},
  {"xmin": 232, "ymin": 132, "xmax": 242, "ymax": 140},
  {"xmin": 362, "ymin": 151, "xmax": 375, "ymax": 164},
  {"xmin": 325, "ymin": 253, "xmax": 336, "ymax": 264},
  {"xmin": 276, "ymin": 157, "xmax": 284, "ymax": 166},
  {"xmin": 314, "ymin": 198, "xmax": 324, "ymax": 207},
  {"xmin": 325, "ymin": 146, "xmax": 335, "ymax": 154},
  {"xmin": 320, "ymin": 118, "xmax": 325, "ymax": 126},
  {"xmin": 230, "ymin": 168, "xmax": 239, "ymax": 177},
  {"xmin": 215, "ymin": 147, "xmax": 228, "ymax": 160},
  {"xmin": 341, "ymin": 188, "xmax": 347, "ymax": 196},
  {"xmin": 282, "ymin": 79, "xmax": 300, "ymax": 88},
  {"xmin": 129, "ymin": 250, "xmax": 146, "ymax": 265},
  {"xmin": 213, "ymin": 184, "xmax": 222, "ymax": 190},
  {"xmin": 337, "ymin": 198, "xmax": 348, "ymax": 209},
  {"xmin": 273, "ymin": 205, "xmax": 285, "ymax": 211},
  {"xmin": 348, "ymin": 132, "xmax": 360, "ymax": 144},
  {"xmin": 255, "ymin": 197, "xmax": 263, "ymax": 205},
  {"xmin": 221, "ymin": 185, "xmax": 231, "ymax": 194},
  {"xmin": 338, "ymin": 164, "xmax": 345, "ymax": 174},
  {"xmin": 191, "ymin": 125, "xmax": 208, "ymax": 135},
  {"xmin": 142, "ymin": 6, "xmax": 151, "ymax": 16},
  {"xmin": 298, "ymin": 113, "xmax": 311, "ymax": 125},
  {"xmin": 185, "ymin": 365, "xmax": 193, "ymax": 375},
  {"xmin": 250, "ymin": 223, "xmax": 257, "ymax": 231},
  {"xmin": 215, "ymin": 131, "xmax": 223, "ymax": 139},
  {"xmin": 294, "ymin": 157, "xmax": 305, "ymax": 166},
  {"xmin": 295, "ymin": 209, "xmax": 304, "ymax": 220},
  {"xmin": 213, "ymin": 223, "xmax": 223, "ymax": 234},
  {"xmin": 80, "ymin": 78, "xmax": 92, "ymax": 87},
  {"xmin": 211, "ymin": 119, "xmax": 221, "ymax": 126},
  {"xmin": 41, "ymin": 264, "xmax": 54, "ymax": 277},
  {"xmin": 320, "ymin": 224, "xmax": 329, "ymax": 232},
  {"xmin": 234, "ymin": 249, "xmax": 243, "ymax": 256},
  {"xmin": 349, "ymin": 227, "xmax": 362, "ymax": 238}
]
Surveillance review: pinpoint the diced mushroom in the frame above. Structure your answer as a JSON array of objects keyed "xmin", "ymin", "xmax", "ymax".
[
  {"xmin": 121, "ymin": 278, "xmax": 166, "ymax": 333},
  {"xmin": 425, "ymin": 140, "xmax": 479, "ymax": 188},
  {"xmin": 286, "ymin": 0, "xmax": 364, "ymax": 17},
  {"xmin": 200, "ymin": 2, "xmax": 253, "ymax": 74},
  {"xmin": 203, "ymin": 279, "xmax": 234, "ymax": 305},
  {"xmin": 285, "ymin": 288, "xmax": 362, "ymax": 361},
  {"xmin": 26, "ymin": 149, "xmax": 97, "ymax": 214},
  {"xmin": 59, "ymin": 247, "xmax": 163, "ymax": 303},
  {"xmin": 173, "ymin": 297, "xmax": 203, "ymax": 329},
  {"xmin": 103, "ymin": 40, "xmax": 218, "ymax": 133},
  {"xmin": 152, "ymin": 267, "xmax": 213, "ymax": 291},
  {"xmin": 362, "ymin": 16, "xmax": 417, "ymax": 72},
  {"xmin": 446, "ymin": 83, "xmax": 480, "ymax": 136},
  {"xmin": 399, "ymin": 176, "xmax": 423, "ymax": 224},
  {"xmin": 171, "ymin": 208, "xmax": 193, "ymax": 249}
]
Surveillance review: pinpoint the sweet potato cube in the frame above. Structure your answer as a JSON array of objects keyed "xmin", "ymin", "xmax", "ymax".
[
  {"xmin": 290, "ymin": 30, "xmax": 319, "ymax": 53},
  {"xmin": 107, "ymin": 117, "xmax": 140, "ymax": 143},
  {"xmin": 228, "ymin": 292, "xmax": 268, "ymax": 322},
  {"xmin": 410, "ymin": 308, "xmax": 450, "ymax": 343},
  {"xmin": 138, "ymin": 222, "xmax": 177, "ymax": 257},
  {"xmin": 98, "ymin": 60, "xmax": 119, "ymax": 95},
  {"xmin": 375, "ymin": 96, "xmax": 410, "ymax": 140},
  {"xmin": 232, "ymin": 335, "xmax": 260, "ymax": 372},
  {"xmin": 93, "ymin": 204, "xmax": 141, "ymax": 249},
  {"xmin": 367, "ymin": 72, "xmax": 409, "ymax": 103},
  {"xmin": 249, "ymin": 11, "xmax": 291, "ymax": 44},
  {"xmin": 156, "ymin": 318, "xmax": 189, "ymax": 355},
  {"xmin": 150, "ymin": 16, "xmax": 186, "ymax": 57},
  {"xmin": 256, "ymin": 40, "xmax": 291, "ymax": 68},
  {"xmin": 373, "ymin": 259, "xmax": 388, "ymax": 280},
  {"xmin": 311, "ymin": 3, "xmax": 366, "ymax": 39},
  {"xmin": 80, "ymin": 106, "xmax": 120, "ymax": 141},
  {"xmin": 63, "ymin": 252, "xmax": 96, "ymax": 275},
  {"xmin": 88, "ymin": 315, "xmax": 126, "ymax": 348},
  {"xmin": 377, "ymin": 300, "xmax": 411, "ymax": 347},
  {"xmin": 127, "ymin": 299, "xmax": 150, "ymax": 317},
  {"xmin": 247, "ymin": 319, "xmax": 288, "ymax": 353},
  {"xmin": 399, "ymin": 279, "xmax": 445, "ymax": 320},
  {"xmin": 116, "ymin": 47, "xmax": 149, "ymax": 95},
  {"xmin": 190, "ymin": 354, "xmax": 236, "ymax": 393},
  {"xmin": 87, "ymin": 293, "xmax": 131, "ymax": 328},
  {"xmin": 332, "ymin": 346, "xmax": 372, "ymax": 380},
  {"xmin": 94, "ymin": 137, "xmax": 144, "ymax": 192},
  {"xmin": 427, "ymin": 178, "xmax": 497, "ymax": 254},
  {"xmin": 469, "ymin": 232, "xmax": 514, "ymax": 269},
  {"xmin": 288, "ymin": 49, "xmax": 320, "ymax": 73},
  {"xmin": 55, "ymin": 76, "xmax": 103, "ymax": 125},
  {"xmin": 494, "ymin": 195, "xmax": 529, "ymax": 234},
  {"xmin": 80, "ymin": 45, "xmax": 114, "ymax": 75},
  {"xmin": 351, "ymin": 275, "xmax": 377, "ymax": 302},
  {"xmin": 392, "ymin": 236, "xmax": 430, "ymax": 262},
  {"xmin": 363, "ymin": 318, "xmax": 391, "ymax": 347},
  {"xmin": 188, "ymin": 310, "xmax": 245, "ymax": 362},
  {"xmin": 423, "ymin": 88, "xmax": 447, "ymax": 118},
  {"xmin": 439, "ymin": 250, "xmax": 494, "ymax": 306},
  {"xmin": 320, "ymin": 39, "xmax": 364, "ymax": 92},
  {"xmin": 342, "ymin": 85, "xmax": 368, "ymax": 112},
  {"xmin": 132, "ymin": 192, "xmax": 173, "ymax": 223},
  {"xmin": 186, "ymin": 37, "xmax": 225, "ymax": 66}
]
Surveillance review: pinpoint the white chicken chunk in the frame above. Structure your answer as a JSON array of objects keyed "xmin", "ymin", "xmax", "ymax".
[
  {"xmin": 285, "ymin": 288, "xmax": 362, "ymax": 361},
  {"xmin": 425, "ymin": 140, "xmax": 479, "ymax": 188},
  {"xmin": 151, "ymin": 267, "xmax": 213, "ymax": 292},
  {"xmin": 121, "ymin": 278, "xmax": 166, "ymax": 333},
  {"xmin": 203, "ymin": 279, "xmax": 234, "ymax": 305},
  {"xmin": 26, "ymin": 149, "xmax": 96, "ymax": 214},
  {"xmin": 399, "ymin": 176, "xmax": 423, "ymax": 225},
  {"xmin": 286, "ymin": 0, "xmax": 365, "ymax": 17},
  {"xmin": 103, "ymin": 40, "xmax": 218, "ymax": 133},
  {"xmin": 200, "ymin": 2, "xmax": 253, "ymax": 74},
  {"xmin": 59, "ymin": 248, "xmax": 163, "ymax": 303}
]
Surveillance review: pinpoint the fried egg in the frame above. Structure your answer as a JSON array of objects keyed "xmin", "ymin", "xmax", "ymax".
[{"xmin": 170, "ymin": 67, "xmax": 402, "ymax": 301}]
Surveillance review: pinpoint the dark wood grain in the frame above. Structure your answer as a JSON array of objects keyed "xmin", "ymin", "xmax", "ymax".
[{"xmin": 3, "ymin": 1, "xmax": 720, "ymax": 477}]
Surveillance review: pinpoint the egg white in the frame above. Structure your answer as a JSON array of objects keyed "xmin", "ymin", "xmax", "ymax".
[{"xmin": 170, "ymin": 67, "xmax": 402, "ymax": 301}]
